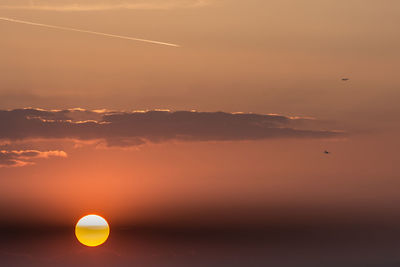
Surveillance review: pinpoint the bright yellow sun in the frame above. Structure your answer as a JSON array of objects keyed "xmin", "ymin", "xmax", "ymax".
[{"xmin": 75, "ymin": 214, "xmax": 110, "ymax": 247}]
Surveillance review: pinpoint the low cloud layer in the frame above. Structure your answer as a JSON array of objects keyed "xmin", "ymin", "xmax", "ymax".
[
  {"xmin": 0, "ymin": 108, "xmax": 342, "ymax": 148},
  {"xmin": 0, "ymin": 150, "xmax": 67, "ymax": 167},
  {"xmin": 0, "ymin": 0, "xmax": 209, "ymax": 11}
]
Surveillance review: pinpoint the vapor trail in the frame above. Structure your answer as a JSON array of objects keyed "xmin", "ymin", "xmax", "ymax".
[{"xmin": 0, "ymin": 17, "xmax": 180, "ymax": 47}]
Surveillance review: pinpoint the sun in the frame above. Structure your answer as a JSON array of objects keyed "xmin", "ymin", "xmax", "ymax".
[{"xmin": 75, "ymin": 214, "xmax": 110, "ymax": 247}]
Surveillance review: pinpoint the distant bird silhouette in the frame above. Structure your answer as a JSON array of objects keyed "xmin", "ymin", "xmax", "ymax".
[
  {"xmin": 324, "ymin": 150, "xmax": 330, "ymax": 154},
  {"xmin": 341, "ymin": 78, "xmax": 350, "ymax": 81}
]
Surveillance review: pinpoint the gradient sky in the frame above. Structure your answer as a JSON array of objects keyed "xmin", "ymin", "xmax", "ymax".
[{"xmin": 0, "ymin": 0, "xmax": 399, "ymax": 228}]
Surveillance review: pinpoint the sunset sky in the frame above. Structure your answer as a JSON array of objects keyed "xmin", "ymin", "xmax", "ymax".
[{"xmin": 1, "ymin": 1, "xmax": 400, "ymax": 266}]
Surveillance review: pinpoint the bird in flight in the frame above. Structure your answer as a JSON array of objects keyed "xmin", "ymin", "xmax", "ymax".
[
  {"xmin": 324, "ymin": 150, "xmax": 331, "ymax": 154},
  {"xmin": 341, "ymin": 78, "xmax": 350, "ymax": 81}
]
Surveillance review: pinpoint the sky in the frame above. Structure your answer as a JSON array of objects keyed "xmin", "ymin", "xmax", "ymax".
[{"xmin": 0, "ymin": 0, "xmax": 400, "ymax": 234}]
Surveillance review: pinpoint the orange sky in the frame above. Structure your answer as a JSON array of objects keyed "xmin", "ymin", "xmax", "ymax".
[{"xmin": 0, "ymin": 0, "xmax": 399, "ymax": 226}]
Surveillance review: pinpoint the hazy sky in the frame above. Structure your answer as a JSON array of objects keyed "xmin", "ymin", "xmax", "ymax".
[{"xmin": 0, "ymin": 0, "xmax": 399, "ymax": 226}]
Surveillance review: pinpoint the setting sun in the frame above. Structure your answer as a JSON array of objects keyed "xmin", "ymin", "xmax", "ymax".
[{"xmin": 75, "ymin": 215, "xmax": 110, "ymax": 247}]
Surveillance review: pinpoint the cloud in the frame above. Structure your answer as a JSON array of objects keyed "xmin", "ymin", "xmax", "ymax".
[
  {"xmin": 0, "ymin": 0, "xmax": 210, "ymax": 11},
  {"xmin": 0, "ymin": 108, "xmax": 343, "ymax": 148},
  {"xmin": 0, "ymin": 150, "xmax": 67, "ymax": 168}
]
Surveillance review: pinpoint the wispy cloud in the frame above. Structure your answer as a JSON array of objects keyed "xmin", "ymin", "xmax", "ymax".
[
  {"xmin": 0, "ymin": 150, "xmax": 67, "ymax": 168},
  {"xmin": 0, "ymin": 0, "xmax": 211, "ymax": 11},
  {"xmin": 0, "ymin": 108, "xmax": 343, "ymax": 149}
]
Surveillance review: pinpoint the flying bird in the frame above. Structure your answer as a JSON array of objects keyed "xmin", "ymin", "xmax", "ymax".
[
  {"xmin": 324, "ymin": 150, "xmax": 331, "ymax": 154},
  {"xmin": 341, "ymin": 78, "xmax": 350, "ymax": 81},
  {"xmin": 0, "ymin": 17, "xmax": 180, "ymax": 47}
]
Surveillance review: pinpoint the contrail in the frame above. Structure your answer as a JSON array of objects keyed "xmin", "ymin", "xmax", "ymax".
[{"xmin": 0, "ymin": 17, "xmax": 180, "ymax": 47}]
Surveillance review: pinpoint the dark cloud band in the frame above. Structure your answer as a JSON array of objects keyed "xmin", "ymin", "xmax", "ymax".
[{"xmin": 0, "ymin": 109, "xmax": 343, "ymax": 148}]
